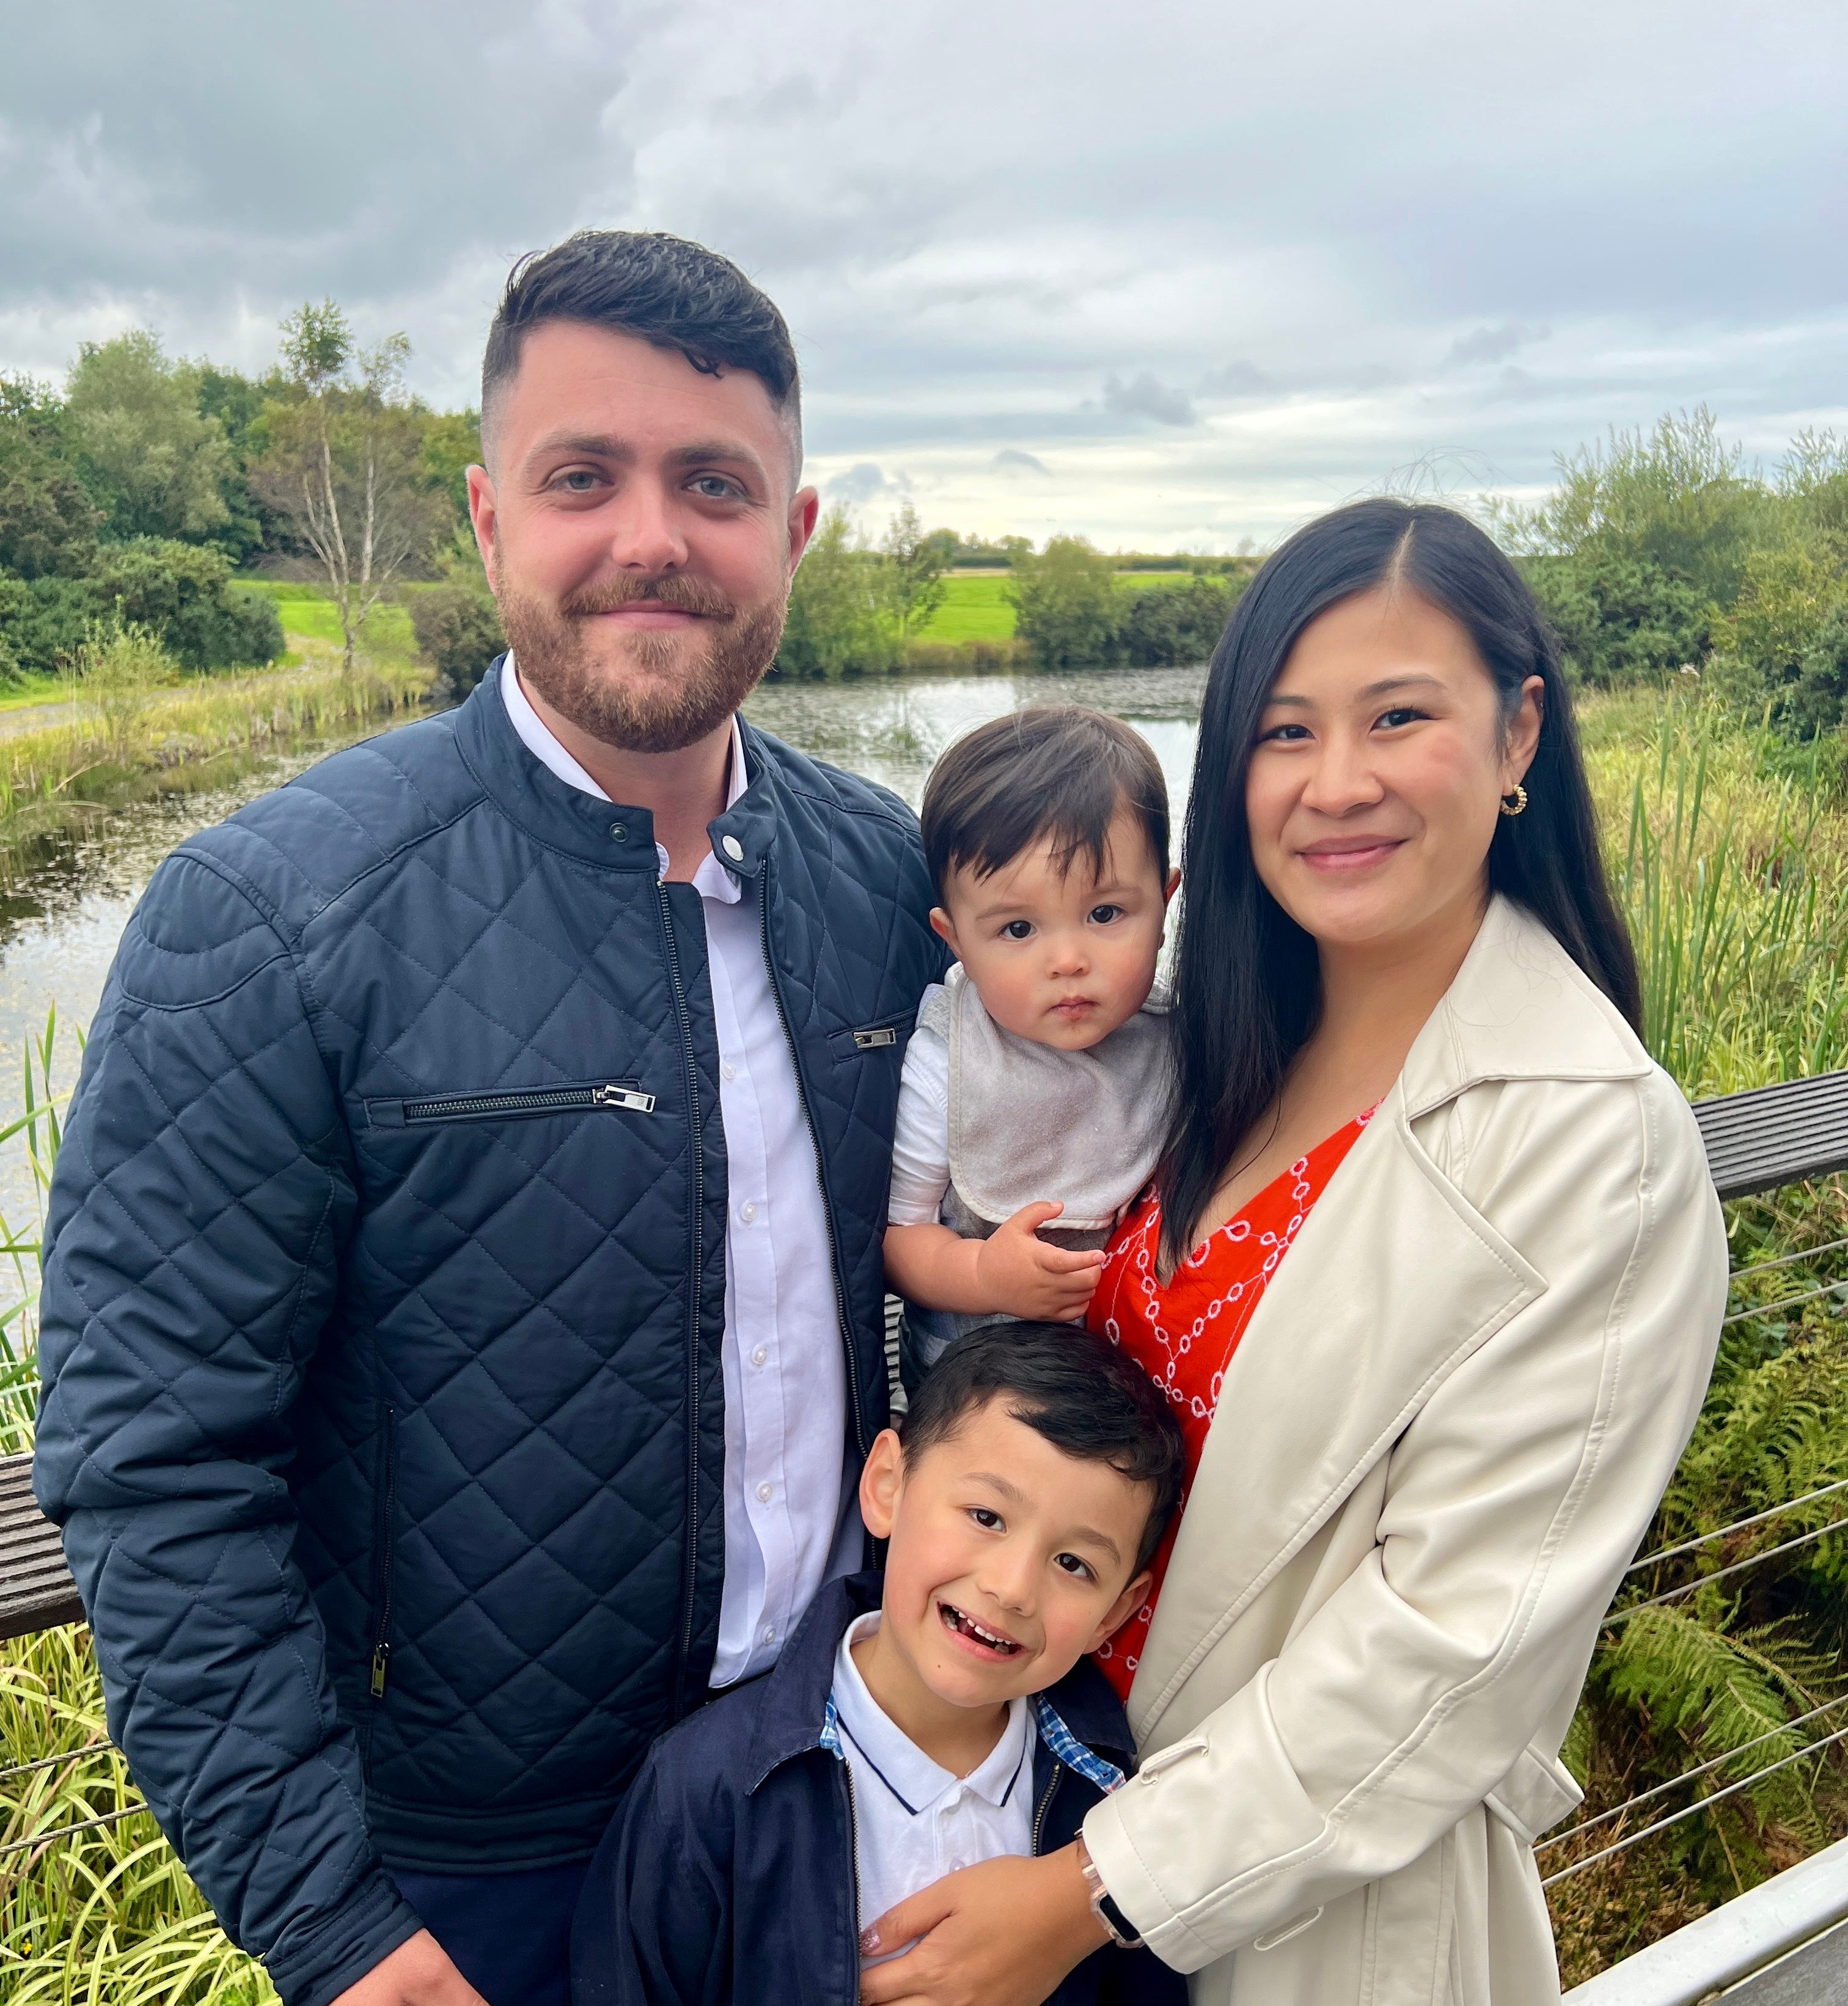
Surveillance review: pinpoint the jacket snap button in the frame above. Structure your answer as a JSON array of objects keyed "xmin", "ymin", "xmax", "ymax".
[
  {"xmin": 722, "ymin": 835, "xmax": 745, "ymax": 862},
  {"xmin": 609, "ymin": 822, "xmax": 627, "ymax": 842}
]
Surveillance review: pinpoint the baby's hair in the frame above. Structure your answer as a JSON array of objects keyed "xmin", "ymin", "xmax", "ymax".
[
  {"xmin": 899, "ymin": 1321, "xmax": 1184, "ymax": 1574},
  {"xmin": 920, "ymin": 707, "xmax": 1170, "ymax": 903}
]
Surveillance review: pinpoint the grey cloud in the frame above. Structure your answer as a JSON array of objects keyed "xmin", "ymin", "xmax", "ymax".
[
  {"xmin": 827, "ymin": 461, "xmax": 890, "ymax": 504},
  {"xmin": 991, "ymin": 449, "xmax": 1051, "ymax": 476},
  {"xmin": 1446, "ymin": 323, "xmax": 1551, "ymax": 369},
  {"xmin": 1101, "ymin": 372, "xmax": 1197, "ymax": 426},
  {"xmin": 1199, "ymin": 360, "xmax": 1270, "ymax": 397}
]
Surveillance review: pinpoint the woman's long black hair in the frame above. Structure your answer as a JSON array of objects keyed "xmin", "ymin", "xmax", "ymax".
[{"xmin": 1157, "ymin": 496, "xmax": 1640, "ymax": 1274}]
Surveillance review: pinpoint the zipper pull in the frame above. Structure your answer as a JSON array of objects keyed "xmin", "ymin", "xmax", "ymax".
[
  {"xmin": 593, "ymin": 1084, "xmax": 657, "ymax": 1113},
  {"xmin": 370, "ymin": 1642, "xmax": 391, "ymax": 1699}
]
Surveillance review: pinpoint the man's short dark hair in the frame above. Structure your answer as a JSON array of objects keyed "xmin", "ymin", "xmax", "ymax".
[
  {"xmin": 899, "ymin": 1321, "xmax": 1184, "ymax": 1574},
  {"xmin": 481, "ymin": 229, "xmax": 802, "ymax": 472},
  {"xmin": 920, "ymin": 706, "xmax": 1170, "ymax": 903}
]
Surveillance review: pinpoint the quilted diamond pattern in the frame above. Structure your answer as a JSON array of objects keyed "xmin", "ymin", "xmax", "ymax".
[{"xmin": 32, "ymin": 675, "xmax": 943, "ymax": 2006}]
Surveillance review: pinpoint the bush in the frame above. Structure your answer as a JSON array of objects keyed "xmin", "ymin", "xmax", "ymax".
[
  {"xmin": 1008, "ymin": 537, "xmax": 1120, "ymax": 669},
  {"xmin": 0, "ymin": 571, "xmax": 99, "ymax": 678},
  {"xmin": 411, "ymin": 582, "xmax": 504, "ymax": 703},
  {"xmin": 1118, "ymin": 574, "xmax": 1245, "ymax": 666},
  {"xmin": 779, "ymin": 509, "xmax": 898, "ymax": 678},
  {"xmin": 90, "ymin": 538, "xmax": 283, "ymax": 670},
  {"xmin": 1524, "ymin": 552, "xmax": 1710, "ymax": 686}
]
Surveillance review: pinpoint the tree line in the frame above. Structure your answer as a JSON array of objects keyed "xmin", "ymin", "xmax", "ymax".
[{"xmin": 0, "ymin": 311, "xmax": 481, "ymax": 685}]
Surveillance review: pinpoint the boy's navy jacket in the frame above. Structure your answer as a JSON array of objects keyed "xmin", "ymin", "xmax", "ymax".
[
  {"xmin": 31, "ymin": 665, "xmax": 942, "ymax": 2006},
  {"xmin": 573, "ymin": 1572, "xmax": 1186, "ymax": 2006}
]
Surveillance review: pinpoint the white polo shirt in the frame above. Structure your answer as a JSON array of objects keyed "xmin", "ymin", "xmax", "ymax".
[
  {"xmin": 827, "ymin": 1611, "xmax": 1036, "ymax": 1939},
  {"xmin": 501, "ymin": 660, "xmax": 860, "ymax": 1687}
]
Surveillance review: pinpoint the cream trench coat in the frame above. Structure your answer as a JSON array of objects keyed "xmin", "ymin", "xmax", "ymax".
[{"xmin": 1082, "ymin": 895, "xmax": 1728, "ymax": 2006}]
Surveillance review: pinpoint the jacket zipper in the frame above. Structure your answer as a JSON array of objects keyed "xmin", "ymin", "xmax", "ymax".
[
  {"xmin": 658, "ymin": 883, "xmax": 706, "ymax": 1709},
  {"xmin": 756, "ymin": 858, "xmax": 871, "ymax": 1457},
  {"xmin": 1030, "ymin": 1763, "xmax": 1063, "ymax": 1854},
  {"xmin": 402, "ymin": 1082, "xmax": 654, "ymax": 1122},
  {"xmin": 369, "ymin": 1406, "xmax": 398, "ymax": 1699},
  {"xmin": 841, "ymin": 1762, "xmax": 865, "ymax": 1964}
]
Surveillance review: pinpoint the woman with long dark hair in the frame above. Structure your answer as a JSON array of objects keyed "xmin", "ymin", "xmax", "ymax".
[{"xmin": 858, "ymin": 500, "xmax": 1727, "ymax": 2006}]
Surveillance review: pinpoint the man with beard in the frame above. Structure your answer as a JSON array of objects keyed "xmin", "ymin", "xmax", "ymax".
[{"xmin": 33, "ymin": 233, "xmax": 943, "ymax": 2006}]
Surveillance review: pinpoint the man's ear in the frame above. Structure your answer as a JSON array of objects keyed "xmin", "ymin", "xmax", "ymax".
[
  {"xmin": 929, "ymin": 907, "xmax": 959, "ymax": 956},
  {"xmin": 466, "ymin": 464, "xmax": 499, "ymax": 593},
  {"xmin": 786, "ymin": 485, "xmax": 821, "ymax": 579},
  {"xmin": 859, "ymin": 1428, "xmax": 906, "ymax": 1541},
  {"xmin": 1085, "ymin": 1569, "xmax": 1152, "ymax": 1655}
]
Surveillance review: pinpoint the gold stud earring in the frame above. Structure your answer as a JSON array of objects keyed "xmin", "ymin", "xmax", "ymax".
[{"xmin": 1499, "ymin": 784, "xmax": 1528, "ymax": 818}]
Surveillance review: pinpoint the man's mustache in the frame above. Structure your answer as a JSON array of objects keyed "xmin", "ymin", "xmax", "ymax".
[{"xmin": 561, "ymin": 574, "xmax": 738, "ymax": 621}]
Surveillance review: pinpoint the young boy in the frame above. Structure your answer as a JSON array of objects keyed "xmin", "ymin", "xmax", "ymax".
[
  {"xmin": 573, "ymin": 1323, "xmax": 1186, "ymax": 2006},
  {"xmin": 885, "ymin": 707, "xmax": 1179, "ymax": 1384}
]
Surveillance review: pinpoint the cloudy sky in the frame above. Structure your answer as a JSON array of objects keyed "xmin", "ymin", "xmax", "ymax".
[{"xmin": 2, "ymin": 0, "xmax": 1843, "ymax": 548}]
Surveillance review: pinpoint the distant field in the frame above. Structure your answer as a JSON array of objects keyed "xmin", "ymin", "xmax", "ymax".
[
  {"xmin": 916, "ymin": 570, "xmax": 1194, "ymax": 644},
  {"xmin": 242, "ymin": 579, "xmax": 419, "ymax": 661}
]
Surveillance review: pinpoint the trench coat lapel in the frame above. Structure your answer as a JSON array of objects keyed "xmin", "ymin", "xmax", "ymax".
[{"xmin": 1122, "ymin": 897, "xmax": 1640, "ymax": 1743}]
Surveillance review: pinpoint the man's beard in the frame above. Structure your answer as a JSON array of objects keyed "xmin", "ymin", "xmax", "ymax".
[{"xmin": 496, "ymin": 567, "xmax": 786, "ymax": 755}]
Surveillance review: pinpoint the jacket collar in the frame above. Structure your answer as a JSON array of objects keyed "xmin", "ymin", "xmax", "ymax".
[
  {"xmin": 452, "ymin": 658, "xmax": 787, "ymax": 880},
  {"xmin": 746, "ymin": 1571, "xmax": 1136, "ymax": 1792},
  {"xmin": 1396, "ymin": 894, "xmax": 1649, "ymax": 1121}
]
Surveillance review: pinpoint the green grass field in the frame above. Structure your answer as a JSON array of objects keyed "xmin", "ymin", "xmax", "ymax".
[
  {"xmin": 915, "ymin": 570, "xmax": 1194, "ymax": 644},
  {"xmin": 241, "ymin": 580, "xmax": 419, "ymax": 663}
]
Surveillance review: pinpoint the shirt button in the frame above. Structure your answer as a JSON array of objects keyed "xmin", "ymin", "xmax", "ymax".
[
  {"xmin": 756, "ymin": 1481, "xmax": 773, "ymax": 1504},
  {"xmin": 750, "ymin": 1345, "xmax": 768, "ymax": 1367},
  {"xmin": 721, "ymin": 1060, "xmax": 736, "ymax": 1082},
  {"xmin": 760, "ymin": 1623, "xmax": 776, "ymax": 1645},
  {"xmin": 739, "ymin": 1201, "xmax": 757, "ymax": 1224}
]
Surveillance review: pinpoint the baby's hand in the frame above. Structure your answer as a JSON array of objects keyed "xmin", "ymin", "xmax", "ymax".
[{"xmin": 972, "ymin": 1202, "xmax": 1107, "ymax": 1324}]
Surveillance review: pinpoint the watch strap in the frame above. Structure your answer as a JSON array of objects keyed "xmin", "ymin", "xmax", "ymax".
[{"xmin": 1075, "ymin": 1835, "xmax": 1144, "ymax": 1950}]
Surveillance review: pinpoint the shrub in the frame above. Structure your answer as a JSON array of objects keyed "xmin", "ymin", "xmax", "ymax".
[
  {"xmin": 1008, "ymin": 536, "xmax": 1120, "ymax": 669},
  {"xmin": 898, "ymin": 637, "xmax": 1026, "ymax": 675},
  {"xmin": 780, "ymin": 509, "xmax": 898, "ymax": 678},
  {"xmin": 91, "ymin": 538, "xmax": 284, "ymax": 671},
  {"xmin": 68, "ymin": 619, "xmax": 177, "ymax": 762},
  {"xmin": 411, "ymin": 581, "xmax": 504, "ymax": 703},
  {"xmin": 1119, "ymin": 573, "xmax": 1245, "ymax": 666},
  {"xmin": 0, "ymin": 571, "xmax": 98, "ymax": 677},
  {"xmin": 1524, "ymin": 552, "xmax": 1710, "ymax": 686}
]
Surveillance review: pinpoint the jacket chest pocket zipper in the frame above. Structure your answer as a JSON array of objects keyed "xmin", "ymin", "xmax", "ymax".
[{"xmin": 373, "ymin": 1081, "xmax": 656, "ymax": 1128}]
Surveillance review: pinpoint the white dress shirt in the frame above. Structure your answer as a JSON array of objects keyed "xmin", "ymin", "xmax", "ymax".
[
  {"xmin": 501, "ymin": 660, "xmax": 858, "ymax": 1686},
  {"xmin": 830, "ymin": 1612, "xmax": 1036, "ymax": 1940}
]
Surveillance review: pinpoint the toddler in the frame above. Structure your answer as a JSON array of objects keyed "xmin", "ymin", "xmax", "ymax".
[{"xmin": 885, "ymin": 707, "xmax": 1178, "ymax": 1383}]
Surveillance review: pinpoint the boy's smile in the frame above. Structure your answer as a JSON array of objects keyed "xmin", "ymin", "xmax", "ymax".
[{"xmin": 853, "ymin": 1394, "xmax": 1153, "ymax": 1778}]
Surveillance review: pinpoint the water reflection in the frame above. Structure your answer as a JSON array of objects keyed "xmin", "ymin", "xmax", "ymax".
[{"xmin": 0, "ymin": 667, "xmax": 1209, "ymax": 1244}]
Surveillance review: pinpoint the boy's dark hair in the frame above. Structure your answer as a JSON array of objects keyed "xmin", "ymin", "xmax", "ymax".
[
  {"xmin": 481, "ymin": 230, "xmax": 802, "ymax": 470},
  {"xmin": 899, "ymin": 1322, "xmax": 1184, "ymax": 1574},
  {"xmin": 920, "ymin": 706, "xmax": 1170, "ymax": 903}
]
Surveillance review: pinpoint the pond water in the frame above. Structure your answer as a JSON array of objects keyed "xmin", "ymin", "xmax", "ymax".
[{"xmin": 0, "ymin": 665, "xmax": 1208, "ymax": 1243}]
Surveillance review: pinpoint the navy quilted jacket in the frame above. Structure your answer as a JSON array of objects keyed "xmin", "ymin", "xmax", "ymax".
[{"xmin": 32, "ymin": 664, "xmax": 942, "ymax": 2006}]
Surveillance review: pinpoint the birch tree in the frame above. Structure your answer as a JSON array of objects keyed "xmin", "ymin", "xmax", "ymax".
[{"xmin": 252, "ymin": 301, "xmax": 440, "ymax": 676}]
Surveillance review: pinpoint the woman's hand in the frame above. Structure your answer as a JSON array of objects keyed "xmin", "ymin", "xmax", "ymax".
[{"xmin": 857, "ymin": 1846, "xmax": 1110, "ymax": 2006}]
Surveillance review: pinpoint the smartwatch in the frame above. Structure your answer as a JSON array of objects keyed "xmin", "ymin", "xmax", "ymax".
[{"xmin": 1074, "ymin": 1835, "xmax": 1144, "ymax": 1950}]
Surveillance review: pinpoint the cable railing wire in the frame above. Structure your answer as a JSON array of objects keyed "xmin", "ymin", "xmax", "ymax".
[
  {"xmin": 1540, "ymin": 1721, "xmax": 1848, "ymax": 1887},
  {"xmin": 0, "ymin": 1744, "xmax": 113, "ymax": 1788},
  {"xmin": 1602, "ymin": 1516, "xmax": 1848, "ymax": 1627},
  {"xmin": 1727, "ymin": 1235, "xmax": 1848, "ymax": 1287},
  {"xmin": 1623, "ymin": 1476, "xmax": 1848, "ymax": 1576},
  {"xmin": 0, "ymin": 1798, "xmax": 148, "ymax": 1862},
  {"xmin": 1536, "ymin": 1689, "xmax": 1848, "ymax": 1853}
]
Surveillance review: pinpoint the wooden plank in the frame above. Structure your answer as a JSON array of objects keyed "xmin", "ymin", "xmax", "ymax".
[
  {"xmin": 1692, "ymin": 1071, "xmax": 1848, "ymax": 1202},
  {"xmin": 0, "ymin": 1452, "xmax": 82, "ymax": 1642}
]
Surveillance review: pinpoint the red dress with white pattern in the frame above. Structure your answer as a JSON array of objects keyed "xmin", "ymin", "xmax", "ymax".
[{"xmin": 1088, "ymin": 1111, "xmax": 1373, "ymax": 1702}]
